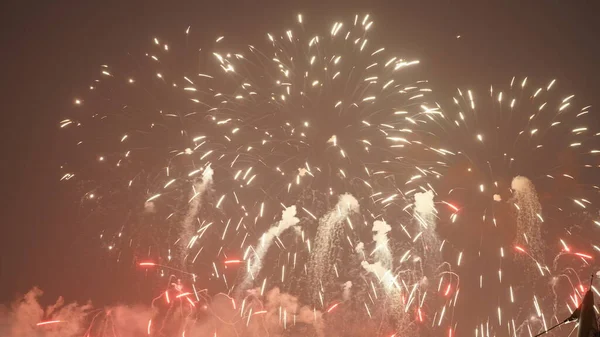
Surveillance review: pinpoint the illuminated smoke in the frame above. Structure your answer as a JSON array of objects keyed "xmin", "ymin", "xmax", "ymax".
[
  {"xmin": 341, "ymin": 281, "xmax": 353, "ymax": 301},
  {"xmin": 360, "ymin": 261, "xmax": 388, "ymax": 281},
  {"xmin": 144, "ymin": 201, "xmax": 157, "ymax": 213},
  {"xmin": 298, "ymin": 168, "xmax": 308, "ymax": 177},
  {"xmin": 170, "ymin": 288, "xmax": 325, "ymax": 337},
  {"xmin": 355, "ymin": 242, "xmax": 365, "ymax": 256},
  {"xmin": 361, "ymin": 220, "xmax": 392, "ymax": 285},
  {"xmin": 1, "ymin": 288, "xmax": 90, "ymax": 337},
  {"xmin": 371, "ymin": 220, "xmax": 392, "ymax": 264},
  {"xmin": 414, "ymin": 190, "xmax": 435, "ymax": 215}
]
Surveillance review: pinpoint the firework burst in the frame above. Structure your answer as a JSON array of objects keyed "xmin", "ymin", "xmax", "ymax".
[
  {"xmin": 60, "ymin": 13, "xmax": 444, "ymax": 336},
  {"xmin": 405, "ymin": 77, "xmax": 600, "ymax": 336}
]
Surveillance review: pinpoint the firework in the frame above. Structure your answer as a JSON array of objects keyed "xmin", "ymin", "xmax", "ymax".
[
  {"xmin": 59, "ymin": 8, "xmax": 600, "ymax": 336},
  {"xmin": 60, "ymin": 13, "xmax": 441, "ymax": 336},
  {"xmin": 406, "ymin": 77, "xmax": 600, "ymax": 336}
]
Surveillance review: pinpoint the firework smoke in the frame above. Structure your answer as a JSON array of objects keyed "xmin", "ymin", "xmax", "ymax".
[
  {"xmin": 0, "ymin": 288, "xmax": 151, "ymax": 337},
  {"xmin": 361, "ymin": 220, "xmax": 393, "ymax": 285},
  {"xmin": 1, "ymin": 287, "xmax": 329, "ymax": 337},
  {"xmin": 341, "ymin": 281, "xmax": 353, "ymax": 301},
  {"xmin": 372, "ymin": 220, "xmax": 392, "ymax": 264}
]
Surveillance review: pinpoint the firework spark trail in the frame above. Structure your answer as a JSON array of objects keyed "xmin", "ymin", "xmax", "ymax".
[
  {"xmin": 413, "ymin": 190, "xmax": 441, "ymax": 267},
  {"xmin": 310, "ymin": 193, "xmax": 359, "ymax": 304},
  {"xmin": 240, "ymin": 205, "xmax": 300, "ymax": 291},
  {"xmin": 361, "ymin": 219, "xmax": 412, "ymax": 333},
  {"xmin": 511, "ymin": 175, "xmax": 544, "ymax": 266},
  {"xmin": 180, "ymin": 164, "xmax": 214, "ymax": 263}
]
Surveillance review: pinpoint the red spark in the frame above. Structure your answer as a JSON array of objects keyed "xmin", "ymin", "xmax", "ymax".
[
  {"xmin": 139, "ymin": 262, "xmax": 156, "ymax": 267},
  {"xmin": 417, "ymin": 308, "xmax": 423, "ymax": 322},
  {"xmin": 444, "ymin": 284, "xmax": 452, "ymax": 296},
  {"xmin": 147, "ymin": 319, "xmax": 152, "ymax": 335},
  {"xmin": 515, "ymin": 246, "xmax": 526, "ymax": 253}
]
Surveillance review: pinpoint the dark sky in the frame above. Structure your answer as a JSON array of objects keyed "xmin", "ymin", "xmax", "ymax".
[{"xmin": 1, "ymin": 0, "xmax": 599, "ymax": 313}]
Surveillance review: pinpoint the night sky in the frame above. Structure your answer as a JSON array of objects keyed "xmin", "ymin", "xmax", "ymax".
[{"xmin": 1, "ymin": 0, "xmax": 600, "ymax": 328}]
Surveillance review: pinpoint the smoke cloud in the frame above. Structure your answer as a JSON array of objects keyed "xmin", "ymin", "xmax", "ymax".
[
  {"xmin": 0, "ymin": 288, "xmax": 152, "ymax": 337},
  {"xmin": 0, "ymin": 287, "xmax": 325, "ymax": 337}
]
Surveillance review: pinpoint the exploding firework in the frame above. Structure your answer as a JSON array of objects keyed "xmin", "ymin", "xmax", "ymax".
[
  {"xmin": 405, "ymin": 77, "xmax": 600, "ymax": 336},
  {"xmin": 58, "ymin": 6, "xmax": 600, "ymax": 335},
  {"xmin": 59, "ymin": 13, "xmax": 447, "ymax": 336}
]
